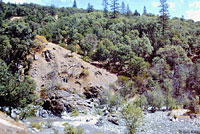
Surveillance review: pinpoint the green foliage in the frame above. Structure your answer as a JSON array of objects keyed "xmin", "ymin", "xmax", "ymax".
[
  {"xmin": 70, "ymin": 109, "xmax": 80, "ymax": 117},
  {"xmin": 93, "ymin": 132, "xmax": 104, "ymax": 134},
  {"xmin": 30, "ymin": 122, "xmax": 44, "ymax": 130},
  {"xmin": 121, "ymin": 103, "xmax": 143, "ymax": 134},
  {"xmin": 80, "ymin": 68, "xmax": 90, "ymax": 77},
  {"xmin": 147, "ymin": 86, "xmax": 164, "ymax": 111},
  {"xmin": 134, "ymin": 94, "xmax": 148, "ymax": 110},
  {"xmin": 64, "ymin": 125, "xmax": 84, "ymax": 134},
  {"xmin": 108, "ymin": 93, "xmax": 122, "ymax": 110},
  {"xmin": 1, "ymin": 1, "xmax": 200, "ymax": 113},
  {"xmin": 0, "ymin": 60, "xmax": 37, "ymax": 113}
]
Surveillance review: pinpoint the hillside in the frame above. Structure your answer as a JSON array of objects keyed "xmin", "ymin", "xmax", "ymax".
[
  {"xmin": 29, "ymin": 42, "xmax": 117, "ymax": 94},
  {"xmin": 0, "ymin": 1, "xmax": 200, "ymax": 134}
]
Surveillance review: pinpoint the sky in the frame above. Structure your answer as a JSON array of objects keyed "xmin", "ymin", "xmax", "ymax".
[{"xmin": 2, "ymin": 0, "xmax": 200, "ymax": 21}]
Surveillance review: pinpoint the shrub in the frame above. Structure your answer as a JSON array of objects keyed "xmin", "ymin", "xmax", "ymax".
[
  {"xmin": 82, "ymin": 56, "xmax": 91, "ymax": 62},
  {"xmin": 34, "ymin": 35, "xmax": 48, "ymax": 47},
  {"xmin": 70, "ymin": 109, "xmax": 79, "ymax": 117},
  {"xmin": 108, "ymin": 93, "xmax": 122, "ymax": 111},
  {"xmin": 189, "ymin": 96, "xmax": 200, "ymax": 114},
  {"xmin": 147, "ymin": 87, "xmax": 164, "ymax": 111},
  {"xmin": 134, "ymin": 94, "xmax": 148, "ymax": 110},
  {"xmin": 64, "ymin": 125, "xmax": 84, "ymax": 134},
  {"xmin": 121, "ymin": 103, "xmax": 143, "ymax": 134},
  {"xmin": 80, "ymin": 69, "xmax": 90, "ymax": 77},
  {"xmin": 53, "ymin": 128, "xmax": 59, "ymax": 134},
  {"xmin": 166, "ymin": 96, "xmax": 178, "ymax": 110},
  {"xmin": 117, "ymin": 75, "xmax": 130, "ymax": 85},
  {"xmin": 98, "ymin": 89, "xmax": 111, "ymax": 105},
  {"xmin": 30, "ymin": 122, "xmax": 44, "ymax": 130},
  {"xmin": 64, "ymin": 125, "xmax": 76, "ymax": 134},
  {"xmin": 93, "ymin": 132, "xmax": 104, "ymax": 134}
]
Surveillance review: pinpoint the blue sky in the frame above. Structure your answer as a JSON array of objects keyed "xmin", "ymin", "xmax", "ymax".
[{"xmin": 2, "ymin": 0, "xmax": 200, "ymax": 21}]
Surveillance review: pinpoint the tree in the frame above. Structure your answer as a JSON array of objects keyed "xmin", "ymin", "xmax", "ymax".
[
  {"xmin": 143, "ymin": 6, "xmax": 147, "ymax": 15},
  {"xmin": 110, "ymin": 0, "xmax": 120, "ymax": 18},
  {"xmin": 159, "ymin": 0, "xmax": 169, "ymax": 36},
  {"xmin": 121, "ymin": 103, "xmax": 143, "ymax": 134},
  {"xmin": 0, "ymin": 59, "xmax": 37, "ymax": 115},
  {"xmin": 72, "ymin": 0, "xmax": 77, "ymax": 8},
  {"xmin": 133, "ymin": 10, "xmax": 140, "ymax": 16},
  {"xmin": 121, "ymin": 1, "xmax": 126, "ymax": 14},
  {"xmin": 87, "ymin": 3, "xmax": 94, "ymax": 13},
  {"xmin": 126, "ymin": 4, "xmax": 132, "ymax": 17},
  {"xmin": 102, "ymin": 0, "xmax": 109, "ymax": 17}
]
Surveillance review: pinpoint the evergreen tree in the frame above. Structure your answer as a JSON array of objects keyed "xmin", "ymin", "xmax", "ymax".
[
  {"xmin": 159, "ymin": 0, "xmax": 169, "ymax": 36},
  {"xmin": 87, "ymin": 3, "xmax": 94, "ymax": 13},
  {"xmin": 133, "ymin": 10, "xmax": 140, "ymax": 16},
  {"xmin": 126, "ymin": 4, "xmax": 132, "ymax": 17},
  {"xmin": 110, "ymin": 0, "xmax": 120, "ymax": 18},
  {"xmin": 72, "ymin": 0, "xmax": 77, "ymax": 8},
  {"xmin": 181, "ymin": 15, "xmax": 185, "ymax": 21},
  {"xmin": 121, "ymin": 1, "xmax": 126, "ymax": 14},
  {"xmin": 143, "ymin": 6, "xmax": 147, "ymax": 15},
  {"xmin": 102, "ymin": 0, "xmax": 109, "ymax": 17}
]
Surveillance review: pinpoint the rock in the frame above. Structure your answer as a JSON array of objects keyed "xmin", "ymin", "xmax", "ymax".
[
  {"xmin": 34, "ymin": 55, "xmax": 39, "ymax": 60},
  {"xmin": 64, "ymin": 53, "xmax": 73, "ymax": 58},
  {"xmin": 42, "ymin": 90, "xmax": 96, "ymax": 116},
  {"xmin": 95, "ymin": 117, "xmax": 104, "ymax": 127},
  {"xmin": 75, "ymin": 81, "xmax": 81, "ymax": 86},
  {"xmin": 42, "ymin": 50, "xmax": 55, "ymax": 62},
  {"xmin": 43, "ymin": 99, "xmax": 64, "ymax": 117},
  {"xmin": 63, "ymin": 77, "xmax": 68, "ymax": 83},
  {"xmin": 95, "ymin": 71, "xmax": 102, "ymax": 76},
  {"xmin": 83, "ymin": 86, "xmax": 102, "ymax": 99},
  {"xmin": 108, "ymin": 116, "xmax": 119, "ymax": 125}
]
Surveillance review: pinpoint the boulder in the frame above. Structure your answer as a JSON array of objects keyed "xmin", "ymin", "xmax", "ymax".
[
  {"xmin": 83, "ymin": 86, "xmax": 102, "ymax": 99},
  {"xmin": 108, "ymin": 115, "xmax": 119, "ymax": 125}
]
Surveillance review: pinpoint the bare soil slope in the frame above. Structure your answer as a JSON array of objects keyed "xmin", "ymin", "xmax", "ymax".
[
  {"xmin": 29, "ymin": 42, "xmax": 118, "ymax": 94},
  {"xmin": 0, "ymin": 112, "xmax": 29, "ymax": 134}
]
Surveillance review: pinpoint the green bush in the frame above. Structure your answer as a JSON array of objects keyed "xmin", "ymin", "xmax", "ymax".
[
  {"xmin": 64, "ymin": 125, "xmax": 84, "ymax": 134},
  {"xmin": 134, "ymin": 95, "xmax": 148, "ymax": 110},
  {"xmin": 70, "ymin": 109, "xmax": 80, "ymax": 117},
  {"xmin": 30, "ymin": 122, "xmax": 44, "ymax": 130},
  {"xmin": 93, "ymin": 132, "xmax": 104, "ymax": 134},
  {"xmin": 108, "ymin": 93, "xmax": 122, "ymax": 110},
  {"xmin": 147, "ymin": 87, "xmax": 164, "ymax": 111},
  {"xmin": 121, "ymin": 103, "xmax": 143, "ymax": 134},
  {"xmin": 80, "ymin": 68, "xmax": 90, "ymax": 77},
  {"xmin": 0, "ymin": 60, "xmax": 37, "ymax": 115},
  {"xmin": 82, "ymin": 56, "xmax": 91, "ymax": 62}
]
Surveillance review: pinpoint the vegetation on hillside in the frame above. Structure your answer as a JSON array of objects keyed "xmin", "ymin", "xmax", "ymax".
[{"xmin": 0, "ymin": 0, "xmax": 200, "ymax": 119}]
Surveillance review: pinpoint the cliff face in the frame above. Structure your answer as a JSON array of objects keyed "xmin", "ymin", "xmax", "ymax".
[{"xmin": 0, "ymin": 112, "xmax": 29, "ymax": 134}]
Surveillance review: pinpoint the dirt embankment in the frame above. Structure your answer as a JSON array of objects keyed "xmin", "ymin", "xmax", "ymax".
[{"xmin": 0, "ymin": 112, "xmax": 29, "ymax": 134}]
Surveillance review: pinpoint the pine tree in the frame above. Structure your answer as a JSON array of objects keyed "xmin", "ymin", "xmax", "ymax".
[
  {"xmin": 143, "ymin": 6, "xmax": 147, "ymax": 15},
  {"xmin": 110, "ymin": 0, "xmax": 120, "ymax": 18},
  {"xmin": 72, "ymin": 0, "xmax": 77, "ymax": 8},
  {"xmin": 126, "ymin": 4, "xmax": 132, "ymax": 17},
  {"xmin": 87, "ymin": 3, "xmax": 94, "ymax": 13},
  {"xmin": 159, "ymin": 0, "xmax": 169, "ymax": 37},
  {"xmin": 181, "ymin": 15, "xmax": 185, "ymax": 21},
  {"xmin": 102, "ymin": 0, "xmax": 109, "ymax": 17},
  {"xmin": 133, "ymin": 10, "xmax": 140, "ymax": 16},
  {"xmin": 121, "ymin": 1, "xmax": 126, "ymax": 14}
]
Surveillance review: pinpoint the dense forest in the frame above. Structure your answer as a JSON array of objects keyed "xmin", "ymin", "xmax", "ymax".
[{"xmin": 0, "ymin": 0, "xmax": 200, "ymax": 120}]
